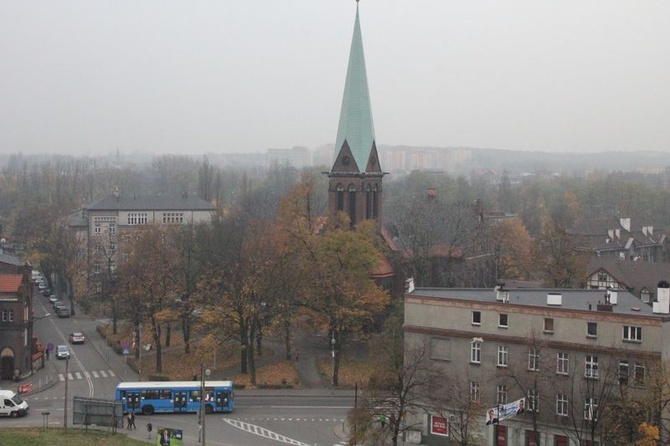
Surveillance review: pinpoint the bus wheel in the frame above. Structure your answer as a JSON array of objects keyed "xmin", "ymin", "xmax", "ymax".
[
  {"xmin": 142, "ymin": 405, "xmax": 154, "ymax": 415},
  {"xmin": 205, "ymin": 405, "xmax": 213, "ymax": 414}
]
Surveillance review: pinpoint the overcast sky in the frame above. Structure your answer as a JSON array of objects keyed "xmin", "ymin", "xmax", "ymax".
[{"xmin": 1, "ymin": 1, "xmax": 669, "ymax": 157}]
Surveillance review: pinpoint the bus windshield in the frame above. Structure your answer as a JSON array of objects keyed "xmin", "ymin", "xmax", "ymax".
[{"xmin": 115, "ymin": 380, "xmax": 234, "ymax": 416}]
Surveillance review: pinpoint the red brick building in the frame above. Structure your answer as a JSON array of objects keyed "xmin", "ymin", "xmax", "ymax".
[{"xmin": 0, "ymin": 266, "xmax": 34, "ymax": 380}]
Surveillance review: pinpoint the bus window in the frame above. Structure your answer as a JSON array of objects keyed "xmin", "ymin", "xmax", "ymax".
[{"xmin": 190, "ymin": 390, "xmax": 201, "ymax": 402}]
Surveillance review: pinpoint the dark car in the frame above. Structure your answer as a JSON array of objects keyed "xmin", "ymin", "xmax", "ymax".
[
  {"xmin": 56, "ymin": 307, "xmax": 71, "ymax": 318},
  {"xmin": 56, "ymin": 345, "xmax": 70, "ymax": 360}
]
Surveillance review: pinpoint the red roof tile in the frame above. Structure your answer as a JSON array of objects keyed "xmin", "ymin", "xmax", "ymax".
[{"xmin": 0, "ymin": 275, "xmax": 22, "ymax": 293}]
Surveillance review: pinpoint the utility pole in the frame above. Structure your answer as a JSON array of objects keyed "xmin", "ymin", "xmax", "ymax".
[
  {"xmin": 64, "ymin": 355, "xmax": 69, "ymax": 433},
  {"xmin": 199, "ymin": 362, "xmax": 206, "ymax": 445},
  {"xmin": 138, "ymin": 324, "xmax": 142, "ymax": 381}
]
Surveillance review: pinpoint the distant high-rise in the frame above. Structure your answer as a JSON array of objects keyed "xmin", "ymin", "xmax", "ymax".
[{"xmin": 327, "ymin": 1, "xmax": 385, "ymax": 227}]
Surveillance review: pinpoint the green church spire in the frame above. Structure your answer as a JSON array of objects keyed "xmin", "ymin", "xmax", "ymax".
[{"xmin": 333, "ymin": 1, "xmax": 376, "ymax": 173}]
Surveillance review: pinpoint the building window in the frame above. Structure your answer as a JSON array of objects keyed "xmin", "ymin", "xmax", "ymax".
[
  {"xmin": 95, "ymin": 282, "xmax": 102, "ymax": 293},
  {"xmin": 544, "ymin": 318, "xmax": 554, "ymax": 333},
  {"xmin": 93, "ymin": 244, "xmax": 100, "ymax": 255},
  {"xmin": 587, "ymin": 322, "xmax": 598, "ymax": 338},
  {"xmin": 623, "ymin": 326, "xmax": 642, "ymax": 342},
  {"xmin": 619, "ymin": 360, "xmax": 629, "ymax": 384},
  {"xmin": 527, "ymin": 389, "xmax": 538, "ymax": 412},
  {"xmin": 585, "ymin": 355, "xmax": 599, "ymax": 379},
  {"xmin": 597, "ymin": 272, "xmax": 607, "ymax": 282},
  {"xmin": 641, "ymin": 289, "xmax": 650, "ymax": 303},
  {"xmin": 497, "ymin": 345, "xmax": 508, "ymax": 367},
  {"xmin": 109, "ymin": 242, "xmax": 116, "ymax": 252},
  {"xmin": 557, "ymin": 352, "xmax": 569, "ymax": 375},
  {"xmin": 556, "ymin": 394, "xmax": 568, "ymax": 416},
  {"xmin": 472, "ymin": 311, "xmax": 481, "ymax": 325},
  {"xmin": 109, "ymin": 225, "xmax": 116, "ymax": 235},
  {"xmin": 1, "ymin": 309, "xmax": 14, "ymax": 322},
  {"xmin": 470, "ymin": 340, "xmax": 481, "ymax": 364},
  {"xmin": 470, "ymin": 381, "xmax": 480, "ymax": 402},
  {"xmin": 162, "ymin": 212, "xmax": 184, "ymax": 224},
  {"xmin": 497, "ymin": 385, "xmax": 508, "ymax": 405},
  {"xmin": 127, "ymin": 213, "xmax": 148, "ymax": 225},
  {"xmin": 498, "ymin": 313, "xmax": 508, "ymax": 328},
  {"xmin": 528, "ymin": 348, "xmax": 539, "ymax": 371},
  {"xmin": 554, "ymin": 435, "xmax": 569, "ymax": 446},
  {"xmin": 584, "ymin": 398, "xmax": 598, "ymax": 421},
  {"xmin": 634, "ymin": 363, "xmax": 645, "ymax": 386},
  {"xmin": 94, "ymin": 225, "xmax": 101, "ymax": 235},
  {"xmin": 94, "ymin": 262, "xmax": 101, "ymax": 274}
]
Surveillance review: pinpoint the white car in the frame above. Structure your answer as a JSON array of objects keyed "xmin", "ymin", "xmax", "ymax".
[
  {"xmin": 69, "ymin": 332, "xmax": 85, "ymax": 344},
  {"xmin": 48, "ymin": 295, "xmax": 58, "ymax": 303}
]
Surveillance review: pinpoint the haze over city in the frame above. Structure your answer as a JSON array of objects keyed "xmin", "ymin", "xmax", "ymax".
[{"xmin": 1, "ymin": 0, "xmax": 669, "ymax": 157}]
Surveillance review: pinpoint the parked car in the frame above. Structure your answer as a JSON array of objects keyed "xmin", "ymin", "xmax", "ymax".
[
  {"xmin": 41, "ymin": 288, "xmax": 51, "ymax": 297},
  {"xmin": 48, "ymin": 295, "xmax": 58, "ymax": 303},
  {"xmin": 37, "ymin": 282, "xmax": 47, "ymax": 291},
  {"xmin": 56, "ymin": 345, "xmax": 70, "ymax": 359},
  {"xmin": 69, "ymin": 332, "xmax": 85, "ymax": 344},
  {"xmin": 53, "ymin": 301, "xmax": 67, "ymax": 312},
  {"xmin": 56, "ymin": 307, "xmax": 71, "ymax": 318}
]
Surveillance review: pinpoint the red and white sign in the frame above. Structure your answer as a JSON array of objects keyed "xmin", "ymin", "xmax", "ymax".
[{"xmin": 430, "ymin": 415, "xmax": 448, "ymax": 437}]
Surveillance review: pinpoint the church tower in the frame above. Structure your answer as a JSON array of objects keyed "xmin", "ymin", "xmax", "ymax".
[{"xmin": 327, "ymin": 1, "xmax": 385, "ymax": 227}]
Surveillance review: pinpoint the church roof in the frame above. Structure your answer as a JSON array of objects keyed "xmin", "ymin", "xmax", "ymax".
[{"xmin": 333, "ymin": 2, "xmax": 376, "ymax": 172}]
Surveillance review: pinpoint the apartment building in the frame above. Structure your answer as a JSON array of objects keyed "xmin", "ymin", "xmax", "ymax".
[
  {"xmin": 66, "ymin": 192, "xmax": 215, "ymax": 294},
  {"xmin": 404, "ymin": 283, "xmax": 670, "ymax": 446}
]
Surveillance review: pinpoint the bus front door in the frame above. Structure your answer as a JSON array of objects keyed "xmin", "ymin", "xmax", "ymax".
[
  {"xmin": 215, "ymin": 391, "xmax": 229, "ymax": 411},
  {"xmin": 127, "ymin": 392, "xmax": 141, "ymax": 412},
  {"xmin": 174, "ymin": 391, "xmax": 187, "ymax": 412}
]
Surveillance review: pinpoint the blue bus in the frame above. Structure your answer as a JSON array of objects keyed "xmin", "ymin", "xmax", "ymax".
[{"xmin": 115, "ymin": 380, "xmax": 234, "ymax": 415}]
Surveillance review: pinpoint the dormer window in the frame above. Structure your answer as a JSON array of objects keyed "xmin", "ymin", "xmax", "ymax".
[{"xmin": 341, "ymin": 156, "xmax": 351, "ymax": 166}]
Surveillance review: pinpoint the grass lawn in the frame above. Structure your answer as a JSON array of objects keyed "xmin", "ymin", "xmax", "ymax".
[{"xmin": 0, "ymin": 428, "xmax": 149, "ymax": 446}]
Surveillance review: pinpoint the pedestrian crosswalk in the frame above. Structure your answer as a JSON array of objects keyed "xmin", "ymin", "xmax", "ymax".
[{"xmin": 58, "ymin": 370, "xmax": 116, "ymax": 381}]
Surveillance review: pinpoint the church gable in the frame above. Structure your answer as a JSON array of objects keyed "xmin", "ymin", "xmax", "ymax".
[
  {"xmin": 364, "ymin": 142, "xmax": 382, "ymax": 174},
  {"xmin": 332, "ymin": 140, "xmax": 361, "ymax": 174}
]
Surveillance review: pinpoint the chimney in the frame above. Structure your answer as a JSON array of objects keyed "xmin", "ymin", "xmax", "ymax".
[
  {"xmin": 654, "ymin": 280, "xmax": 670, "ymax": 314},
  {"xmin": 608, "ymin": 289, "xmax": 618, "ymax": 305},
  {"xmin": 405, "ymin": 278, "xmax": 415, "ymax": 294},
  {"xmin": 495, "ymin": 283, "xmax": 509, "ymax": 302},
  {"xmin": 547, "ymin": 293, "xmax": 562, "ymax": 306}
]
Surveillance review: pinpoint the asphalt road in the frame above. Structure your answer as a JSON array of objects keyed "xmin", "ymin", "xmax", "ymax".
[{"xmin": 2, "ymin": 293, "xmax": 355, "ymax": 446}]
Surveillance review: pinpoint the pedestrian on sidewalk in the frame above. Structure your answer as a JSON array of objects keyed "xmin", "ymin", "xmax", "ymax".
[
  {"xmin": 127, "ymin": 411, "xmax": 136, "ymax": 429},
  {"xmin": 295, "ymin": 349, "xmax": 300, "ymax": 362}
]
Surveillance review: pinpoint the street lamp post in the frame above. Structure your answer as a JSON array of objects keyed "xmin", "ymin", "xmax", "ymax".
[
  {"xmin": 331, "ymin": 330, "xmax": 336, "ymax": 391},
  {"xmin": 199, "ymin": 363, "xmax": 211, "ymax": 445}
]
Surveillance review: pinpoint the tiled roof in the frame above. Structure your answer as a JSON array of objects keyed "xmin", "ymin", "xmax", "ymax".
[
  {"xmin": 571, "ymin": 217, "xmax": 663, "ymax": 251},
  {"xmin": 87, "ymin": 194, "xmax": 214, "ymax": 212},
  {"xmin": 0, "ymin": 275, "xmax": 22, "ymax": 293},
  {"xmin": 587, "ymin": 258, "xmax": 670, "ymax": 294},
  {"xmin": 0, "ymin": 253, "xmax": 22, "ymax": 267}
]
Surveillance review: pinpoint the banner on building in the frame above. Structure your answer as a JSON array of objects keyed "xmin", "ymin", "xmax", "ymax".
[
  {"xmin": 430, "ymin": 415, "xmax": 448, "ymax": 436},
  {"xmin": 485, "ymin": 397, "xmax": 526, "ymax": 425}
]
